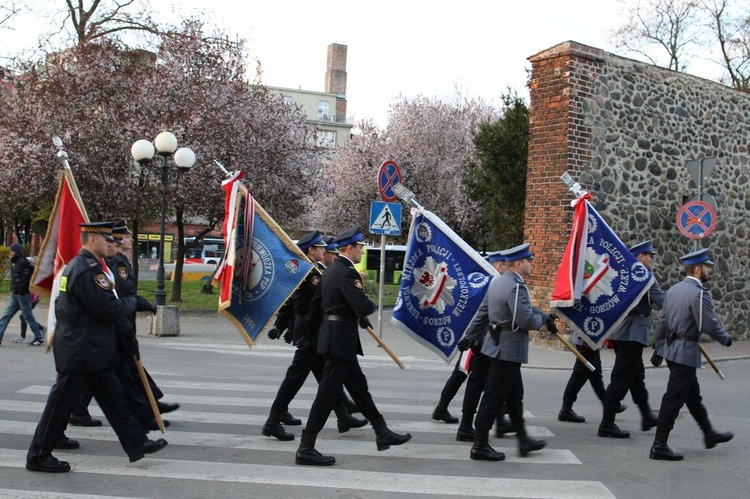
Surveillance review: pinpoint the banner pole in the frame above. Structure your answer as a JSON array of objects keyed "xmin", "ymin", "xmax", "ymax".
[
  {"xmin": 366, "ymin": 326, "xmax": 405, "ymax": 369},
  {"xmin": 700, "ymin": 344, "xmax": 725, "ymax": 380},
  {"xmin": 134, "ymin": 356, "xmax": 167, "ymax": 433},
  {"xmin": 554, "ymin": 332, "xmax": 596, "ymax": 372}
]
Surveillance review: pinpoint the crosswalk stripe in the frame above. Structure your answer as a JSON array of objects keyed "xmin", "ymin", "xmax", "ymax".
[
  {"xmin": 0, "ymin": 449, "xmax": 614, "ymax": 498},
  {"xmin": 0, "ymin": 489, "xmax": 144, "ymax": 499},
  {"xmin": 15, "ymin": 387, "xmax": 537, "ymax": 420},
  {"xmin": 0, "ymin": 399, "xmax": 554, "ymax": 437},
  {"xmin": 0, "ymin": 419, "xmax": 571, "ymax": 463}
]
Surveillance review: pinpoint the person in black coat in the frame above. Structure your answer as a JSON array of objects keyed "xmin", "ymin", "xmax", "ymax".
[
  {"xmin": 295, "ymin": 226, "xmax": 411, "ymax": 466},
  {"xmin": 26, "ymin": 222, "xmax": 167, "ymax": 473}
]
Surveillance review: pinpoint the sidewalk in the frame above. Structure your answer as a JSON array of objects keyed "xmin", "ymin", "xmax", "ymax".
[{"xmin": 7, "ymin": 303, "xmax": 750, "ymax": 371}]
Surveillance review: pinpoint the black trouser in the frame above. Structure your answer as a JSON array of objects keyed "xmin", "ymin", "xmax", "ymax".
[
  {"xmin": 439, "ymin": 359, "xmax": 468, "ymax": 403},
  {"xmin": 304, "ymin": 355, "xmax": 383, "ymax": 435},
  {"xmin": 461, "ymin": 350, "xmax": 490, "ymax": 418},
  {"xmin": 656, "ymin": 360, "xmax": 711, "ymax": 436},
  {"xmin": 271, "ymin": 341, "xmax": 347, "ymax": 414},
  {"xmin": 562, "ymin": 343, "xmax": 605, "ymax": 406},
  {"xmin": 474, "ymin": 358, "xmax": 525, "ymax": 437},
  {"xmin": 28, "ymin": 369, "xmax": 147, "ymax": 461},
  {"xmin": 603, "ymin": 340, "xmax": 649, "ymax": 415},
  {"xmin": 72, "ymin": 360, "xmax": 162, "ymax": 419}
]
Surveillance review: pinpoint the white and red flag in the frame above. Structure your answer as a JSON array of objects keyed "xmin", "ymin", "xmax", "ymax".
[{"xmin": 30, "ymin": 166, "xmax": 89, "ymax": 344}]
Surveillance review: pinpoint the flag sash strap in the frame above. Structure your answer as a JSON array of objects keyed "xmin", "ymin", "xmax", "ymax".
[
  {"xmin": 216, "ymin": 180, "xmax": 313, "ymax": 348},
  {"xmin": 391, "ymin": 207, "xmax": 498, "ymax": 363},
  {"xmin": 550, "ymin": 197, "xmax": 654, "ymax": 349}
]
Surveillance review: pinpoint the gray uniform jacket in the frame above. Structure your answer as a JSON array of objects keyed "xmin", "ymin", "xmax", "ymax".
[
  {"xmin": 608, "ymin": 279, "xmax": 665, "ymax": 345},
  {"xmin": 654, "ymin": 276, "xmax": 731, "ymax": 368},
  {"xmin": 461, "ymin": 276, "xmax": 496, "ymax": 347},
  {"xmin": 480, "ymin": 271, "xmax": 547, "ymax": 364}
]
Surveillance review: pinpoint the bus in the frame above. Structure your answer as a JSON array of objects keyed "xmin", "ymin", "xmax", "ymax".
[
  {"xmin": 354, "ymin": 244, "xmax": 407, "ymax": 284},
  {"xmin": 184, "ymin": 237, "xmax": 225, "ymax": 265}
]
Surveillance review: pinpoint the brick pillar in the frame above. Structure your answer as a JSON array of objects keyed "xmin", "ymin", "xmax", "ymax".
[
  {"xmin": 525, "ymin": 41, "xmax": 605, "ymax": 308},
  {"xmin": 325, "ymin": 43, "xmax": 347, "ymax": 122}
]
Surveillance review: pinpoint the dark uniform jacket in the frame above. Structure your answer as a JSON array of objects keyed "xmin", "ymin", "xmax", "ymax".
[
  {"xmin": 53, "ymin": 249, "xmax": 137, "ymax": 374},
  {"xmin": 291, "ymin": 263, "xmax": 324, "ymax": 345},
  {"xmin": 480, "ymin": 270, "xmax": 547, "ymax": 364},
  {"xmin": 654, "ymin": 276, "xmax": 731, "ymax": 368},
  {"xmin": 108, "ymin": 252, "xmax": 153, "ymax": 357},
  {"xmin": 9, "ymin": 254, "xmax": 34, "ymax": 295},
  {"xmin": 317, "ymin": 255, "xmax": 375, "ymax": 361},
  {"xmin": 608, "ymin": 279, "xmax": 665, "ymax": 345}
]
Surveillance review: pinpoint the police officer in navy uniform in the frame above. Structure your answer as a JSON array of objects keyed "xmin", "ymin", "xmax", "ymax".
[
  {"xmin": 109, "ymin": 221, "xmax": 179, "ymax": 428},
  {"xmin": 471, "ymin": 243, "xmax": 550, "ymax": 461},
  {"xmin": 598, "ymin": 240, "xmax": 664, "ymax": 438},
  {"xmin": 26, "ymin": 222, "xmax": 167, "ymax": 473},
  {"xmin": 649, "ymin": 248, "xmax": 733, "ymax": 461},
  {"xmin": 295, "ymin": 226, "xmax": 411, "ymax": 466},
  {"xmin": 262, "ymin": 231, "xmax": 366, "ymax": 441}
]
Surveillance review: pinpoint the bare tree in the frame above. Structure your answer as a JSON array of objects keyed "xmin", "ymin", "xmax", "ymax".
[
  {"xmin": 703, "ymin": 0, "xmax": 750, "ymax": 91},
  {"xmin": 0, "ymin": 1, "xmax": 21, "ymax": 29},
  {"xmin": 613, "ymin": 0, "xmax": 704, "ymax": 71},
  {"xmin": 62, "ymin": 0, "xmax": 159, "ymax": 45}
]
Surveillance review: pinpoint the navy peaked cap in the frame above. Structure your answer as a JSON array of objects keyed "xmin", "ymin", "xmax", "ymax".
[
  {"xmin": 629, "ymin": 240, "xmax": 656, "ymax": 256},
  {"xmin": 297, "ymin": 230, "xmax": 326, "ymax": 250},
  {"xmin": 333, "ymin": 226, "xmax": 365, "ymax": 247},
  {"xmin": 680, "ymin": 248, "xmax": 714, "ymax": 266}
]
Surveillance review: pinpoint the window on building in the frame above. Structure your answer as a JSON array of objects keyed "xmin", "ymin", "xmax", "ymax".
[
  {"xmin": 316, "ymin": 130, "xmax": 337, "ymax": 148},
  {"xmin": 318, "ymin": 100, "xmax": 329, "ymax": 119},
  {"xmin": 282, "ymin": 95, "xmax": 293, "ymax": 106}
]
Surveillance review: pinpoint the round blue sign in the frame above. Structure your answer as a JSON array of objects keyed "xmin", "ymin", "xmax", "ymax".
[
  {"xmin": 378, "ymin": 160, "xmax": 401, "ymax": 202},
  {"xmin": 676, "ymin": 201, "xmax": 717, "ymax": 239}
]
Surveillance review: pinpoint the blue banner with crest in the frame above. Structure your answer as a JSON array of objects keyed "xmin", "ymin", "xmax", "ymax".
[
  {"xmin": 551, "ymin": 199, "xmax": 654, "ymax": 348},
  {"xmin": 392, "ymin": 209, "xmax": 498, "ymax": 362}
]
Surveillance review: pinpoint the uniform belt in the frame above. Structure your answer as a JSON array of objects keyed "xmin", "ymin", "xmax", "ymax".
[
  {"xmin": 629, "ymin": 313, "xmax": 649, "ymax": 317},
  {"xmin": 323, "ymin": 314, "xmax": 357, "ymax": 324},
  {"xmin": 669, "ymin": 332, "xmax": 698, "ymax": 342}
]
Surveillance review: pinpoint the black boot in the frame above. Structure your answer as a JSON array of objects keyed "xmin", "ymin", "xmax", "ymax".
[
  {"xmin": 704, "ymin": 430, "xmax": 733, "ymax": 449},
  {"xmin": 470, "ymin": 430, "xmax": 505, "ymax": 461},
  {"xmin": 295, "ymin": 430, "xmax": 335, "ymax": 466},
  {"xmin": 649, "ymin": 433, "xmax": 683, "ymax": 461},
  {"xmin": 640, "ymin": 409, "xmax": 658, "ymax": 432},
  {"xmin": 373, "ymin": 418, "xmax": 412, "ymax": 451},
  {"xmin": 333, "ymin": 402, "xmax": 368, "ymax": 433},
  {"xmin": 495, "ymin": 415, "xmax": 514, "ymax": 437},
  {"xmin": 280, "ymin": 411, "xmax": 302, "ymax": 426},
  {"xmin": 456, "ymin": 412, "xmax": 475, "ymax": 442},
  {"xmin": 432, "ymin": 398, "xmax": 458, "ymax": 424},
  {"xmin": 518, "ymin": 435, "xmax": 547, "ymax": 457},
  {"xmin": 598, "ymin": 409, "xmax": 629, "ymax": 438},
  {"xmin": 262, "ymin": 409, "xmax": 295, "ymax": 441},
  {"xmin": 558, "ymin": 404, "xmax": 585, "ymax": 423}
]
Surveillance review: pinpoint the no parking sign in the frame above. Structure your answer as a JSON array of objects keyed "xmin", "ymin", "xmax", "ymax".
[{"xmin": 676, "ymin": 201, "xmax": 717, "ymax": 239}]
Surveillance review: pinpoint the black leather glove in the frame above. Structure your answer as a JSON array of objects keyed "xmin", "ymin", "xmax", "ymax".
[
  {"xmin": 457, "ymin": 337, "xmax": 472, "ymax": 352},
  {"xmin": 726, "ymin": 338, "xmax": 733, "ymax": 347},
  {"xmin": 267, "ymin": 327, "xmax": 282, "ymax": 340},
  {"xmin": 544, "ymin": 315, "xmax": 558, "ymax": 334},
  {"xmin": 149, "ymin": 302, "xmax": 157, "ymax": 314},
  {"xmin": 650, "ymin": 352, "xmax": 663, "ymax": 367},
  {"xmin": 283, "ymin": 329, "xmax": 294, "ymax": 344},
  {"xmin": 359, "ymin": 316, "xmax": 373, "ymax": 329}
]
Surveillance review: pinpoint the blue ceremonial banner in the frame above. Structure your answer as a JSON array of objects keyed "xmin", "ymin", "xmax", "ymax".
[
  {"xmin": 392, "ymin": 209, "xmax": 498, "ymax": 362},
  {"xmin": 218, "ymin": 182, "xmax": 313, "ymax": 346},
  {"xmin": 550, "ymin": 195, "xmax": 654, "ymax": 349}
]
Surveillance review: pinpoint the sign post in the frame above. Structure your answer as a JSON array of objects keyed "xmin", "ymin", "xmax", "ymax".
[
  {"xmin": 374, "ymin": 161, "xmax": 402, "ymax": 338},
  {"xmin": 685, "ymin": 157, "xmax": 717, "ymax": 250}
]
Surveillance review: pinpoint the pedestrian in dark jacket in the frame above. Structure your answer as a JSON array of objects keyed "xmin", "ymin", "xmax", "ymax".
[{"xmin": 0, "ymin": 243, "xmax": 44, "ymax": 346}]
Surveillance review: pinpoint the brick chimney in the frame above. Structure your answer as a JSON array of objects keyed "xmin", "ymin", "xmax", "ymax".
[{"xmin": 325, "ymin": 43, "xmax": 347, "ymax": 122}]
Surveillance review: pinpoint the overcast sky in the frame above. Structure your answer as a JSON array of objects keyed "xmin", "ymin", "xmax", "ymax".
[{"xmin": 1, "ymin": 1, "xmax": 722, "ymax": 126}]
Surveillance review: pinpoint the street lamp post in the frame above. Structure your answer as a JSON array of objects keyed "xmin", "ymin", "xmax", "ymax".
[{"xmin": 131, "ymin": 132, "xmax": 195, "ymax": 335}]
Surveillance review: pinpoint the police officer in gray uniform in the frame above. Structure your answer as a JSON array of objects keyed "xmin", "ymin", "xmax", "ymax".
[
  {"xmin": 649, "ymin": 248, "xmax": 733, "ymax": 461},
  {"xmin": 598, "ymin": 240, "xmax": 664, "ymax": 438},
  {"xmin": 471, "ymin": 243, "xmax": 552, "ymax": 461}
]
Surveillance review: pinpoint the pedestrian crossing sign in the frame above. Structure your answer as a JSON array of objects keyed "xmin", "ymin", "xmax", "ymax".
[{"xmin": 369, "ymin": 201, "xmax": 402, "ymax": 235}]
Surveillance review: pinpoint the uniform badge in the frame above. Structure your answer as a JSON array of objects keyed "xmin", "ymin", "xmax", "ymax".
[
  {"xmin": 354, "ymin": 279, "xmax": 363, "ymax": 289},
  {"xmin": 94, "ymin": 273, "xmax": 112, "ymax": 290},
  {"xmin": 311, "ymin": 275, "xmax": 321, "ymax": 286},
  {"xmin": 117, "ymin": 266, "xmax": 129, "ymax": 280}
]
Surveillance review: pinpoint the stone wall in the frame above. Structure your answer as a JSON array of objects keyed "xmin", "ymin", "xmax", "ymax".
[{"xmin": 527, "ymin": 41, "xmax": 749, "ymax": 338}]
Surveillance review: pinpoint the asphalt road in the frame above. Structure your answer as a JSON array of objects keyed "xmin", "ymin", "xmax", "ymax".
[{"xmin": 0, "ymin": 312, "xmax": 748, "ymax": 498}]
